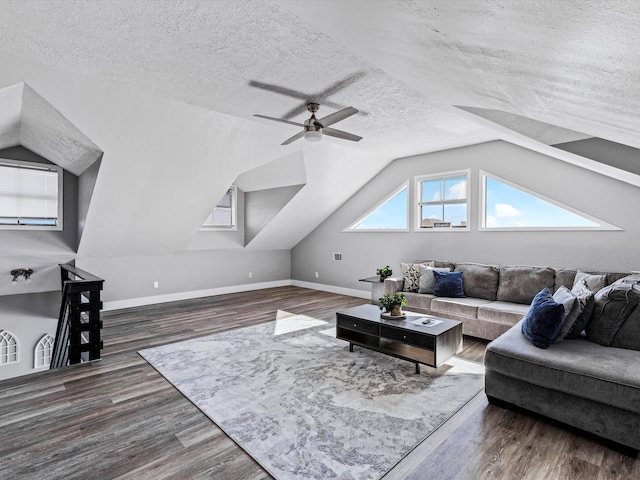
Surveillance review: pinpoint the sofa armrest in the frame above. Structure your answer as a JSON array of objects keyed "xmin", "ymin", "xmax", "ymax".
[{"xmin": 384, "ymin": 277, "xmax": 404, "ymax": 294}]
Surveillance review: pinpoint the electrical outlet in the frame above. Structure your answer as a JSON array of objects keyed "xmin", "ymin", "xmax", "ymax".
[
  {"xmin": 248, "ymin": 272, "xmax": 253, "ymax": 278},
  {"xmin": 153, "ymin": 281, "xmax": 159, "ymax": 289},
  {"xmin": 315, "ymin": 272, "xmax": 319, "ymax": 278}
]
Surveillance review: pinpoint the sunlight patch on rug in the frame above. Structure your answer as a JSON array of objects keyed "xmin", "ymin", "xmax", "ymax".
[
  {"xmin": 272, "ymin": 310, "xmax": 327, "ymax": 335},
  {"xmin": 139, "ymin": 310, "xmax": 484, "ymax": 480}
]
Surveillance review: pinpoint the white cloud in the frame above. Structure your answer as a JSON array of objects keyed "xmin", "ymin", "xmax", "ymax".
[
  {"xmin": 448, "ymin": 182, "xmax": 466, "ymax": 200},
  {"xmin": 495, "ymin": 203, "xmax": 520, "ymax": 218},
  {"xmin": 486, "ymin": 215, "xmax": 499, "ymax": 228}
]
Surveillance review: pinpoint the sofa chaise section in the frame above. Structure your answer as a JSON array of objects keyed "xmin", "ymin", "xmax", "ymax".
[{"xmin": 485, "ymin": 320, "xmax": 640, "ymax": 452}]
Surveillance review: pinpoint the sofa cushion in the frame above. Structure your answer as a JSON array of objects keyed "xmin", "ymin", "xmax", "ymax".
[
  {"xmin": 477, "ymin": 301, "xmax": 530, "ymax": 326},
  {"xmin": 485, "ymin": 320, "xmax": 640, "ymax": 414},
  {"xmin": 430, "ymin": 297, "xmax": 492, "ymax": 320},
  {"xmin": 402, "ymin": 291, "xmax": 435, "ymax": 312},
  {"xmin": 454, "ymin": 262, "xmax": 499, "ymax": 300},
  {"xmin": 497, "ymin": 265, "xmax": 555, "ymax": 304},
  {"xmin": 552, "ymin": 286, "xmax": 581, "ymax": 342},
  {"xmin": 401, "ymin": 262, "xmax": 433, "ymax": 292},
  {"xmin": 564, "ymin": 279, "xmax": 595, "ymax": 339},
  {"xmin": 418, "ymin": 265, "xmax": 451, "ymax": 294},
  {"xmin": 521, "ymin": 288, "xmax": 565, "ymax": 349},
  {"xmin": 414, "ymin": 260, "xmax": 456, "ymax": 271},
  {"xmin": 433, "ymin": 271, "xmax": 464, "ymax": 297},
  {"xmin": 554, "ymin": 269, "xmax": 576, "ymax": 292},
  {"xmin": 587, "ymin": 283, "xmax": 640, "ymax": 347},
  {"xmin": 573, "ymin": 271, "xmax": 607, "ymax": 292}
]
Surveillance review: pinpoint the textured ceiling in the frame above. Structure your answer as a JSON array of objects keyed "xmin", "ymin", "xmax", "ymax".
[
  {"xmin": 0, "ymin": 83, "xmax": 102, "ymax": 175},
  {"xmin": 0, "ymin": 0, "xmax": 638, "ymax": 254}
]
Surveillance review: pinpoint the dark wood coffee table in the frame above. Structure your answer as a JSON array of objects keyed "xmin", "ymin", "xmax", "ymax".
[{"xmin": 336, "ymin": 304, "xmax": 463, "ymax": 373}]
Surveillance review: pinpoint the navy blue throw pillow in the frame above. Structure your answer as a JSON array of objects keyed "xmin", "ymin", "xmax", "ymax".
[
  {"xmin": 521, "ymin": 288, "xmax": 565, "ymax": 349},
  {"xmin": 433, "ymin": 271, "xmax": 465, "ymax": 298}
]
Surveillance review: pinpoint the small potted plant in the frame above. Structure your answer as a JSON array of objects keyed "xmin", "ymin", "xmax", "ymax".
[
  {"xmin": 376, "ymin": 265, "xmax": 393, "ymax": 282},
  {"xmin": 379, "ymin": 292, "xmax": 407, "ymax": 317}
]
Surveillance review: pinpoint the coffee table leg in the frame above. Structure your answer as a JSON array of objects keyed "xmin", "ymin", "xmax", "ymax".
[
  {"xmin": 350, "ymin": 343, "xmax": 354, "ymax": 352},
  {"xmin": 415, "ymin": 362, "xmax": 420, "ymax": 374}
]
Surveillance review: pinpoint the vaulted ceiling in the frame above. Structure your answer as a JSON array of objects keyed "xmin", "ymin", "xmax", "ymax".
[{"xmin": 0, "ymin": 1, "xmax": 638, "ymax": 255}]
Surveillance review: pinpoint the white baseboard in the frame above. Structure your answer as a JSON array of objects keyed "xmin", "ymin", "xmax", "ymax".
[
  {"xmin": 103, "ymin": 280, "xmax": 292, "ymax": 311},
  {"xmin": 290, "ymin": 280, "xmax": 370, "ymax": 300},
  {"xmin": 103, "ymin": 279, "xmax": 371, "ymax": 311}
]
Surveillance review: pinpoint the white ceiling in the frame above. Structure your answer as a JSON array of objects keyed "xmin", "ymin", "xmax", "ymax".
[{"xmin": 0, "ymin": 0, "xmax": 638, "ymax": 255}]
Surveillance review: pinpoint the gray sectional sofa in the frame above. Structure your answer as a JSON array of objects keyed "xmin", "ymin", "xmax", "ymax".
[
  {"xmin": 384, "ymin": 260, "xmax": 627, "ymax": 340},
  {"xmin": 485, "ymin": 319, "xmax": 640, "ymax": 453},
  {"xmin": 385, "ymin": 260, "xmax": 640, "ymax": 453}
]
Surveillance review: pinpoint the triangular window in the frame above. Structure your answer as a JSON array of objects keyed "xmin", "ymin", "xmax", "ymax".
[
  {"xmin": 481, "ymin": 172, "xmax": 620, "ymax": 230},
  {"xmin": 347, "ymin": 182, "xmax": 408, "ymax": 231}
]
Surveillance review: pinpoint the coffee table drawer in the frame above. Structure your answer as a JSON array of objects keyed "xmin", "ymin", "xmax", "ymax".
[
  {"xmin": 337, "ymin": 316, "xmax": 379, "ymax": 336},
  {"xmin": 380, "ymin": 325, "xmax": 435, "ymax": 350}
]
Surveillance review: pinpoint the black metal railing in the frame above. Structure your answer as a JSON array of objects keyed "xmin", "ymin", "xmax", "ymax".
[{"xmin": 50, "ymin": 263, "xmax": 104, "ymax": 369}]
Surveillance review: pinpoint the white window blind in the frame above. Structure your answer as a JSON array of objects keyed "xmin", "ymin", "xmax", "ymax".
[
  {"xmin": 202, "ymin": 187, "xmax": 236, "ymax": 229},
  {"xmin": 0, "ymin": 161, "xmax": 59, "ymax": 226}
]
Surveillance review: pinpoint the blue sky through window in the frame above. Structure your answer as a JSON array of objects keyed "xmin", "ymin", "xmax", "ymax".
[
  {"xmin": 351, "ymin": 185, "xmax": 407, "ymax": 230},
  {"xmin": 484, "ymin": 176, "xmax": 598, "ymax": 228}
]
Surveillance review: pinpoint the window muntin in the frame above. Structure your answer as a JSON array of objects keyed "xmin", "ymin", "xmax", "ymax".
[
  {"xmin": 346, "ymin": 182, "xmax": 409, "ymax": 231},
  {"xmin": 480, "ymin": 172, "xmax": 620, "ymax": 231},
  {"xmin": 417, "ymin": 171, "xmax": 469, "ymax": 230},
  {"xmin": 34, "ymin": 334, "xmax": 55, "ymax": 369},
  {"xmin": 0, "ymin": 159, "xmax": 62, "ymax": 230},
  {"xmin": 202, "ymin": 186, "xmax": 237, "ymax": 230},
  {"xmin": 0, "ymin": 330, "xmax": 18, "ymax": 365}
]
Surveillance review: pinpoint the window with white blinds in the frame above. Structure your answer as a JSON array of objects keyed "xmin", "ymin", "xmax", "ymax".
[
  {"xmin": 202, "ymin": 186, "xmax": 237, "ymax": 230},
  {"xmin": 0, "ymin": 159, "xmax": 61, "ymax": 228}
]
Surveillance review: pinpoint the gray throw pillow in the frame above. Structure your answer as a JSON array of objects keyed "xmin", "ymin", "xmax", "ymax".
[
  {"xmin": 587, "ymin": 283, "xmax": 640, "ymax": 346},
  {"xmin": 418, "ymin": 266, "xmax": 451, "ymax": 294},
  {"xmin": 552, "ymin": 285, "xmax": 580, "ymax": 342},
  {"xmin": 573, "ymin": 271, "xmax": 606, "ymax": 293},
  {"xmin": 565, "ymin": 279, "xmax": 596, "ymax": 339}
]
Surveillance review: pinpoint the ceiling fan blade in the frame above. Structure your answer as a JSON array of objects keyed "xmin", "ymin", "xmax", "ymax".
[
  {"xmin": 254, "ymin": 114, "xmax": 305, "ymax": 128},
  {"xmin": 281, "ymin": 130, "xmax": 306, "ymax": 145},
  {"xmin": 322, "ymin": 127, "xmax": 362, "ymax": 142},
  {"xmin": 316, "ymin": 107, "xmax": 359, "ymax": 128}
]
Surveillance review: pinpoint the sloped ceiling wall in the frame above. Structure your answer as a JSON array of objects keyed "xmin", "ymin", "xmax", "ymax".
[
  {"xmin": 0, "ymin": 83, "xmax": 103, "ymax": 175},
  {"xmin": 1, "ymin": 1, "xmax": 640, "ymax": 298}
]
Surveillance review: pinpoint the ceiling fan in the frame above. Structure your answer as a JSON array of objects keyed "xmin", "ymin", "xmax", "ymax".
[{"xmin": 254, "ymin": 103, "xmax": 362, "ymax": 145}]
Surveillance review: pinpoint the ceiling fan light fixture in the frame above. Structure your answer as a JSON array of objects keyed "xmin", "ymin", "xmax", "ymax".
[{"xmin": 304, "ymin": 130, "xmax": 323, "ymax": 142}]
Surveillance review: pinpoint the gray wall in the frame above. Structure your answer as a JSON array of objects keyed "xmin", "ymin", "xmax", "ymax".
[
  {"xmin": 291, "ymin": 140, "xmax": 640, "ymax": 292},
  {"xmin": 555, "ymin": 138, "xmax": 640, "ymax": 176},
  {"xmin": 78, "ymin": 248, "xmax": 291, "ymax": 305},
  {"xmin": 0, "ymin": 291, "xmax": 60, "ymax": 380},
  {"xmin": 0, "ymin": 146, "xmax": 77, "ymax": 297}
]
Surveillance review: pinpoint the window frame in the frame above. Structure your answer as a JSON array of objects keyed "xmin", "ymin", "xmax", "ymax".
[
  {"xmin": 0, "ymin": 330, "xmax": 19, "ymax": 365},
  {"xmin": 415, "ymin": 169, "xmax": 470, "ymax": 232},
  {"xmin": 201, "ymin": 186, "xmax": 238, "ymax": 231},
  {"xmin": 479, "ymin": 171, "xmax": 622, "ymax": 231},
  {"xmin": 34, "ymin": 334, "xmax": 55, "ymax": 369},
  {"xmin": 344, "ymin": 180, "xmax": 410, "ymax": 232},
  {"xmin": 0, "ymin": 158, "xmax": 63, "ymax": 231}
]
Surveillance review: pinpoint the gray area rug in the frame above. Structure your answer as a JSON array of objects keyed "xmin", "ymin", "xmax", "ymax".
[{"xmin": 139, "ymin": 311, "xmax": 485, "ymax": 480}]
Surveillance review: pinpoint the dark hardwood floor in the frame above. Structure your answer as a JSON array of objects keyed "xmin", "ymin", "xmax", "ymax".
[{"xmin": 0, "ymin": 287, "xmax": 637, "ymax": 479}]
